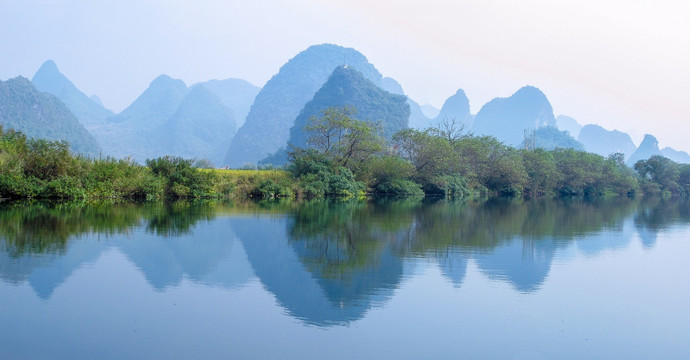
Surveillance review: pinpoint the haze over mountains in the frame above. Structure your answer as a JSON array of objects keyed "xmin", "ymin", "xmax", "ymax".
[
  {"xmin": 578, "ymin": 124, "xmax": 637, "ymax": 160},
  {"xmin": 434, "ymin": 89, "xmax": 473, "ymax": 130},
  {"xmin": 32, "ymin": 60, "xmax": 114, "ymax": 129},
  {"xmin": 27, "ymin": 61, "xmax": 256, "ymax": 165},
  {"xmin": 1, "ymin": 43, "xmax": 687, "ymax": 166},
  {"xmin": 473, "ymin": 86, "xmax": 556, "ymax": 147}
]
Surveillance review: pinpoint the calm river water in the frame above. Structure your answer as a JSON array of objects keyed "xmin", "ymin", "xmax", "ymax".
[{"xmin": 1, "ymin": 198, "xmax": 688, "ymax": 359}]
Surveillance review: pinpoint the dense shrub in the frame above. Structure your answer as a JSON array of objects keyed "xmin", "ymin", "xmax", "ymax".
[
  {"xmin": 146, "ymin": 156, "xmax": 218, "ymax": 199},
  {"xmin": 288, "ymin": 148, "xmax": 364, "ymax": 198},
  {"xmin": 0, "ymin": 128, "xmax": 227, "ymax": 200}
]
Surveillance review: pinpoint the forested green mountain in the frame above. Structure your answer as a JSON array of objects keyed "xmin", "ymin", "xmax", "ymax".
[
  {"xmin": 472, "ymin": 86, "xmax": 555, "ymax": 146},
  {"xmin": 31, "ymin": 60, "xmax": 113, "ymax": 128},
  {"xmin": 555, "ymin": 115, "xmax": 582, "ymax": 138},
  {"xmin": 195, "ymin": 78, "xmax": 260, "ymax": 127},
  {"xmin": 288, "ymin": 66, "xmax": 409, "ymax": 151},
  {"xmin": 578, "ymin": 124, "xmax": 637, "ymax": 160},
  {"xmin": 380, "ymin": 77, "xmax": 431, "ymax": 130},
  {"xmin": 521, "ymin": 126, "xmax": 584, "ymax": 151},
  {"xmin": 0, "ymin": 76, "xmax": 101, "ymax": 156},
  {"xmin": 434, "ymin": 89, "xmax": 473, "ymax": 129},
  {"xmin": 224, "ymin": 44, "xmax": 383, "ymax": 167}
]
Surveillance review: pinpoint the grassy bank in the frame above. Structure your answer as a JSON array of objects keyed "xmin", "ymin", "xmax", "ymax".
[{"xmin": 205, "ymin": 169, "xmax": 295, "ymax": 199}]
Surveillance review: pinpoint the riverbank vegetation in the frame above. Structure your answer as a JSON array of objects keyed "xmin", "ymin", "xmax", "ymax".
[
  {"xmin": 0, "ymin": 127, "xmax": 228, "ymax": 200},
  {"xmin": 2, "ymin": 107, "xmax": 690, "ymax": 201}
]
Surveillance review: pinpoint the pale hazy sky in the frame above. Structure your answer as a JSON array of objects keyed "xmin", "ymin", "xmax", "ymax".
[{"xmin": 2, "ymin": 0, "xmax": 689, "ymax": 152}]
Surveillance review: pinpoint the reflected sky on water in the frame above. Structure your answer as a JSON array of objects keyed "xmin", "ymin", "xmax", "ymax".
[{"xmin": 1, "ymin": 198, "xmax": 689, "ymax": 359}]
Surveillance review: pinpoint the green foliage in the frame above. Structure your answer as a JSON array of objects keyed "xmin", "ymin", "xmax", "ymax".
[
  {"xmin": 371, "ymin": 178, "xmax": 424, "ymax": 196},
  {"xmin": 392, "ymin": 120, "xmax": 640, "ymax": 199},
  {"xmin": 0, "ymin": 128, "xmax": 229, "ymax": 200},
  {"xmin": 22, "ymin": 139, "xmax": 72, "ymax": 180},
  {"xmin": 250, "ymin": 179, "xmax": 293, "ymax": 199},
  {"xmin": 84, "ymin": 157, "xmax": 163, "ymax": 199},
  {"xmin": 634, "ymin": 155, "xmax": 686, "ymax": 197},
  {"xmin": 521, "ymin": 148, "xmax": 560, "ymax": 197},
  {"xmin": 550, "ymin": 148, "xmax": 638, "ymax": 197},
  {"xmin": 207, "ymin": 168, "xmax": 292, "ymax": 199},
  {"xmin": 288, "ymin": 148, "xmax": 364, "ymax": 198},
  {"xmin": 364, "ymin": 155, "xmax": 422, "ymax": 196},
  {"xmin": 428, "ymin": 175, "xmax": 472, "ymax": 197},
  {"xmin": 304, "ymin": 106, "xmax": 385, "ymax": 170},
  {"xmin": 146, "ymin": 156, "xmax": 219, "ymax": 199},
  {"xmin": 393, "ymin": 127, "xmax": 455, "ymax": 186},
  {"xmin": 289, "ymin": 107, "xmax": 387, "ymax": 198}
]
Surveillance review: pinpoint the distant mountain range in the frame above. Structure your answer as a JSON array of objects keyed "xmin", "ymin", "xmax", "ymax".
[
  {"xmin": 0, "ymin": 44, "xmax": 686, "ymax": 166},
  {"xmin": 29, "ymin": 61, "xmax": 255, "ymax": 165},
  {"xmin": 578, "ymin": 124, "xmax": 637, "ymax": 160},
  {"xmin": 194, "ymin": 78, "xmax": 260, "ymax": 127},
  {"xmin": 87, "ymin": 74, "xmax": 236, "ymax": 165},
  {"xmin": 626, "ymin": 134, "xmax": 690, "ymax": 165}
]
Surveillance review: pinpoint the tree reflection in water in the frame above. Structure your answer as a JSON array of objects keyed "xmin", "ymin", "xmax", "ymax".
[{"xmin": 1, "ymin": 197, "xmax": 688, "ymax": 324}]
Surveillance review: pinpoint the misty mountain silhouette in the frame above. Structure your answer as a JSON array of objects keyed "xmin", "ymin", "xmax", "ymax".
[
  {"xmin": 578, "ymin": 124, "xmax": 637, "ymax": 160},
  {"xmin": 435, "ymin": 89, "xmax": 473, "ymax": 130},
  {"xmin": 194, "ymin": 78, "xmax": 260, "ymax": 128},
  {"xmin": 32, "ymin": 60, "xmax": 114, "ymax": 129},
  {"xmin": 473, "ymin": 86, "xmax": 555, "ymax": 146}
]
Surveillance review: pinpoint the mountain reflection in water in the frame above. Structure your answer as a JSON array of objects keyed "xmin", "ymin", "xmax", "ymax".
[{"xmin": 1, "ymin": 197, "xmax": 687, "ymax": 326}]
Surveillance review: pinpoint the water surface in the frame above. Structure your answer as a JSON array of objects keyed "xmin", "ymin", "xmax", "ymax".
[{"xmin": 1, "ymin": 198, "xmax": 688, "ymax": 359}]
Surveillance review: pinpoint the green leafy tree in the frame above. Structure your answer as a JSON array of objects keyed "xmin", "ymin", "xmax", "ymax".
[
  {"xmin": 521, "ymin": 148, "xmax": 560, "ymax": 197},
  {"xmin": 304, "ymin": 106, "xmax": 384, "ymax": 171},
  {"xmin": 634, "ymin": 155, "xmax": 681, "ymax": 196}
]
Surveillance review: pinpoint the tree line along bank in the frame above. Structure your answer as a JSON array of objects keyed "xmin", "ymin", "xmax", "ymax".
[{"xmin": 1, "ymin": 108, "xmax": 688, "ymax": 201}]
